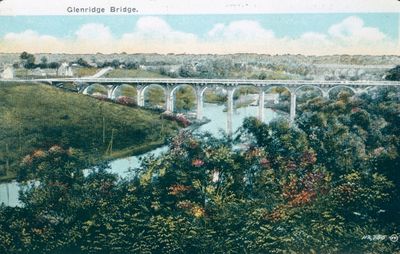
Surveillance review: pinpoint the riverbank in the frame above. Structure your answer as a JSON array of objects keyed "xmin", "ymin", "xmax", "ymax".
[
  {"xmin": 102, "ymin": 139, "xmax": 166, "ymax": 161},
  {"xmin": 0, "ymin": 82, "xmax": 180, "ymax": 183},
  {"xmin": 0, "ymin": 140, "xmax": 169, "ymax": 184},
  {"xmin": 0, "ymin": 101, "xmax": 281, "ymax": 206}
]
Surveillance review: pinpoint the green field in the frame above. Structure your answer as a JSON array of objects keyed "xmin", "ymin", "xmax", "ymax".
[
  {"xmin": 0, "ymin": 82, "xmax": 180, "ymax": 182},
  {"xmin": 74, "ymin": 67, "xmax": 100, "ymax": 77},
  {"xmin": 105, "ymin": 68, "xmax": 171, "ymax": 78}
]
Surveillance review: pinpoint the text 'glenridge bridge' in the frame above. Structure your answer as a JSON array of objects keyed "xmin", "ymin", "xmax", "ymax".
[{"xmin": 12, "ymin": 78, "xmax": 400, "ymax": 135}]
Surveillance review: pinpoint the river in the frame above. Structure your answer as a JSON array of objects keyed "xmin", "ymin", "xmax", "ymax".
[{"xmin": 0, "ymin": 103, "xmax": 282, "ymax": 206}]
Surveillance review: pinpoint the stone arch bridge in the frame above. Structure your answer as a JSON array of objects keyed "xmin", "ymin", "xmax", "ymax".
[{"xmin": 28, "ymin": 78, "xmax": 400, "ymax": 135}]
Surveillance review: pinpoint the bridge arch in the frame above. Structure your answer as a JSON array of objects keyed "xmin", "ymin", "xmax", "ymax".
[
  {"xmin": 262, "ymin": 85, "xmax": 292, "ymax": 115},
  {"xmin": 110, "ymin": 84, "xmax": 138, "ymax": 103},
  {"xmin": 233, "ymin": 84, "xmax": 258, "ymax": 101},
  {"xmin": 76, "ymin": 82, "xmax": 90, "ymax": 93},
  {"xmin": 355, "ymin": 85, "xmax": 375, "ymax": 95},
  {"xmin": 140, "ymin": 84, "xmax": 167, "ymax": 109},
  {"xmin": 82, "ymin": 83, "xmax": 109, "ymax": 98},
  {"xmin": 196, "ymin": 86, "xmax": 209, "ymax": 102},
  {"xmin": 169, "ymin": 84, "xmax": 198, "ymax": 113},
  {"xmin": 230, "ymin": 85, "xmax": 260, "ymax": 119},
  {"xmin": 263, "ymin": 85, "xmax": 291, "ymax": 94},
  {"xmin": 294, "ymin": 85, "xmax": 326, "ymax": 107},
  {"xmin": 170, "ymin": 84, "xmax": 196, "ymax": 96},
  {"xmin": 327, "ymin": 85, "xmax": 357, "ymax": 99},
  {"xmin": 201, "ymin": 85, "xmax": 236, "ymax": 102},
  {"xmin": 294, "ymin": 85, "xmax": 324, "ymax": 96}
]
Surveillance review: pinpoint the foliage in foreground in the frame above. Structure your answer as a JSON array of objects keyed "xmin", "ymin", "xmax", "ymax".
[{"xmin": 0, "ymin": 87, "xmax": 399, "ymax": 253}]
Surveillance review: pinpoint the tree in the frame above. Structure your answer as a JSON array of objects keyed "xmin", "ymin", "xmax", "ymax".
[
  {"xmin": 76, "ymin": 58, "xmax": 90, "ymax": 67},
  {"xmin": 258, "ymin": 72, "xmax": 267, "ymax": 80},
  {"xmin": 0, "ymin": 87, "xmax": 399, "ymax": 253},
  {"xmin": 179, "ymin": 64, "xmax": 196, "ymax": 78},
  {"xmin": 39, "ymin": 56, "xmax": 48, "ymax": 68},
  {"xmin": 126, "ymin": 61, "xmax": 139, "ymax": 69},
  {"xmin": 48, "ymin": 62, "xmax": 60, "ymax": 69},
  {"xmin": 385, "ymin": 65, "xmax": 400, "ymax": 81},
  {"xmin": 111, "ymin": 59, "xmax": 120, "ymax": 68},
  {"xmin": 20, "ymin": 51, "xmax": 36, "ymax": 69},
  {"xmin": 146, "ymin": 86, "xmax": 165, "ymax": 108},
  {"xmin": 174, "ymin": 86, "xmax": 196, "ymax": 112}
]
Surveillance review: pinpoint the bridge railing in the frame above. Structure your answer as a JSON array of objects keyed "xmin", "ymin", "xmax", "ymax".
[{"xmin": 4, "ymin": 78, "xmax": 400, "ymax": 87}]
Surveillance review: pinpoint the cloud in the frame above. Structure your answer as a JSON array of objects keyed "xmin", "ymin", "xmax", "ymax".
[
  {"xmin": 72, "ymin": 23, "xmax": 115, "ymax": 53},
  {"xmin": 328, "ymin": 16, "xmax": 386, "ymax": 42},
  {"xmin": 119, "ymin": 17, "xmax": 198, "ymax": 53},
  {"xmin": 306, "ymin": 16, "xmax": 394, "ymax": 54},
  {"xmin": 204, "ymin": 20, "xmax": 280, "ymax": 53},
  {"xmin": 75, "ymin": 23, "xmax": 113, "ymax": 42},
  {"xmin": 324, "ymin": 16, "xmax": 393, "ymax": 54},
  {"xmin": 2, "ymin": 30, "xmax": 65, "ymax": 53},
  {"xmin": 0, "ymin": 16, "xmax": 397, "ymax": 55},
  {"xmin": 202, "ymin": 17, "xmax": 396, "ymax": 54},
  {"xmin": 207, "ymin": 20, "xmax": 275, "ymax": 41},
  {"xmin": 123, "ymin": 16, "xmax": 197, "ymax": 42}
]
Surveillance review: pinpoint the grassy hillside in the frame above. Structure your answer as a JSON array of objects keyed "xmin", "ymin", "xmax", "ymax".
[
  {"xmin": 0, "ymin": 82, "xmax": 179, "ymax": 182},
  {"xmin": 105, "ymin": 69, "xmax": 170, "ymax": 78},
  {"xmin": 74, "ymin": 67, "xmax": 100, "ymax": 77}
]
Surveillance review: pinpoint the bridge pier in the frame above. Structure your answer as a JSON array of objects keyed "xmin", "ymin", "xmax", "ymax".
[
  {"xmin": 354, "ymin": 88, "xmax": 367, "ymax": 96},
  {"xmin": 322, "ymin": 90, "xmax": 329, "ymax": 99},
  {"xmin": 108, "ymin": 85, "xmax": 119, "ymax": 100},
  {"xmin": 82, "ymin": 86, "xmax": 89, "ymax": 95},
  {"xmin": 226, "ymin": 87, "xmax": 235, "ymax": 137},
  {"xmin": 166, "ymin": 86, "xmax": 174, "ymax": 112},
  {"xmin": 290, "ymin": 92, "xmax": 296, "ymax": 122},
  {"xmin": 258, "ymin": 89, "xmax": 265, "ymax": 122},
  {"xmin": 196, "ymin": 95, "xmax": 203, "ymax": 120},
  {"xmin": 137, "ymin": 87, "xmax": 145, "ymax": 107},
  {"xmin": 107, "ymin": 85, "xmax": 115, "ymax": 99},
  {"xmin": 195, "ymin": 86, "xmax": 207, "ymax": 120}
]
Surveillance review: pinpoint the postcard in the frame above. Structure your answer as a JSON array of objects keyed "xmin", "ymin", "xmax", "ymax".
[{"xmin": 0, "ymin": 0, "xmax": 399, "ymax": 253}]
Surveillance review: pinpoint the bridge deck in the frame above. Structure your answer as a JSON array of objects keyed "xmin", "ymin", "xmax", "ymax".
[{"xmin": 4, "ymin": 78, "xmax": 400, "ymax": 87}]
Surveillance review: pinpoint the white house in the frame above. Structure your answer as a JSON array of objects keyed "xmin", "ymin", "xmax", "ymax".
[
  {"xmin": 57, "ymin": 62, "xmax": 73, "ymax": 77},
  {"xmin": 1, "ymin": 65, "xmax": 14, "ymax": 79}
]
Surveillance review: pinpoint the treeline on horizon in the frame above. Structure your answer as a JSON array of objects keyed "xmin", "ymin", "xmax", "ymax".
[
  {"xmin": 9, "ymin": 51, "xmax": 400, "ymax": 80},
  {"xmin": 0, "ymin": 85, "xmax": 399, "ymax": 253}
]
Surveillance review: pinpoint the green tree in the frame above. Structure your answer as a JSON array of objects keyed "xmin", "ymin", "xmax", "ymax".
[
  {"xmin": 20, "ymin": 51, "xmax": 36, "ymax": 69},
  {"xmin": 0, "ymin": 87, "xmax": 398, "ymax": 253},
  {"xmin": 146, "ymin": 86, "xmax": 165, "ymax": 108},
  {"xmin": 174, "ymin": 86, "xmax": 196, "ymax": 112},
  {"xmin": 39, "ymin": 56, "xmax": 48, "ymax": 68},
  {"xmin": 385, "ymin": 65, "xmax": 400, "ymax": 81},
  {"xmin": 76, "ymin": 58, "xmax": 90, "ymax": 67}
]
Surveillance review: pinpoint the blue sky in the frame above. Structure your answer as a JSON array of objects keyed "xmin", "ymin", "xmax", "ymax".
[
  {"xmin": 0, "ymin": 13, "xmax": 398, "ymax": 54},
  {"xmin": 0, "ymin": 13, "xmax": 397, "ymax": 39}
]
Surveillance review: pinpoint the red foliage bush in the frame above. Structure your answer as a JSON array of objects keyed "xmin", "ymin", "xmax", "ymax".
[
  {"xmin": 116, "ymin": 96, "xmax": 137, "ymax": 106},
  {"xmin": 161, "ymin": 112, "xmax": 191, "ymax": 127}
]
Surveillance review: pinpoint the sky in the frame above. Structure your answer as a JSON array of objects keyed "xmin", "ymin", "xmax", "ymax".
[{"xmin": 0, "ymin": 13, "xmax": 398, "ymax": 55}]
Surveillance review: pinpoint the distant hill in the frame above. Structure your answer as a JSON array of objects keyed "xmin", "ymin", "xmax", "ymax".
[
  {"xmin": 1, "ymin": 53, "xmax": 399, "ymax": 66},
  {"xmin": 1, "ymin": 53, "xmax": 398, "ymax": 81}
]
